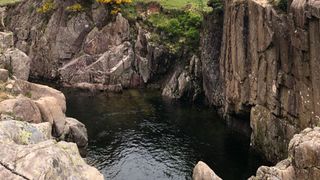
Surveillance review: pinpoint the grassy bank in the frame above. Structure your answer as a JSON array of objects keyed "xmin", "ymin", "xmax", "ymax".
[
  {"xmin": 135, "ymin": 0, "xmax": 209, "ymax": 10},
  {"xmin": 122, "ymin": 0, "xmax": 210, "ymax": 54},
  {"xmin": 0, "ymin": 0, "xmax": 20, "ymax": 6}
]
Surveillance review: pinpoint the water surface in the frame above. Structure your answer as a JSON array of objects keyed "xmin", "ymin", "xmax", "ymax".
[{"xmin": 64, "ymin": 89, "xmax": 269, "ymax": 180}]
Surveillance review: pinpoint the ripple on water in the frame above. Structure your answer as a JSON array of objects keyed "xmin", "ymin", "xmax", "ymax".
[{"xmin": 64, "ymin": 89, "xmax": 270, "ymax": 180}]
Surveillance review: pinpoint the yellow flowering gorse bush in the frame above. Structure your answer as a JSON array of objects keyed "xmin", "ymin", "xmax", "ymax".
[
  {"xmin": 66, "ymin": 3, "xmax": 84, "ymax": 12},
  {"xmin": 37, "ymin": 0, "xmax": 132, "ymax": 15},
  {"xmin": 96, "ymin": 0, "xmax": 132, "ymax": 14},
  {"xmin": 36, "ymin": 0, "xmax": 56, "ymax": 13}
]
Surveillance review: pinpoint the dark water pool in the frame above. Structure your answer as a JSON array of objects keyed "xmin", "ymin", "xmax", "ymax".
[{"xmin": 63, "ymin": 89, "xmax": 269, "ymax": 180}]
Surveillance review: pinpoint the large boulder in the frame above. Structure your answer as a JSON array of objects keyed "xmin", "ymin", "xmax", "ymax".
[
  {"xmin": 1, "ymin": 48, "xmax": 31, "ymax": 80},
  {"xmin": 250, "ymin": 127, "xmax": 320, "ymax": 180},
  {"xmin": 0, "ymin": 120, "xmax": 103, "ymax": 180},
  {"xmin": 35, "ymin": 96, "xmax": 66, "ymax": 137},
  {"xmin": 12, "ymin": 80, "xmax": 66, "ymax": 112},
  {"xmin": 0, "ymin": 97, "xmax": 42, "ymax": 123},
  {"xmin": 193, "ymin": 161, "xmax": 222, "ymax": 180},
  {"xmin": 0, "ymin": 120, "xmax": 52, "ymax": 145},
  {"xmin": 63, "ymin": 117, "xmax": 88, "ymax": 149},
  {"xmin": 0, "ymin": 140, "xmax": 104, "ymax": 180}
]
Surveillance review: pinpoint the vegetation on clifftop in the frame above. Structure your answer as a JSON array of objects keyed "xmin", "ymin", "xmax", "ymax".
[
  {"xmin": 135, "ymin": 0, "xmax": 209, "ymax": 10},
  {"xmin": 147, "ymin": 11, "xmax": 202, "ymax": 54},
  {"xmin": 0, "ymin": 0, "xmax": 20, "ymax": 6},
  {"xmin": 122, "ymin": 0, "xmax": 210, "ymax": 54}
]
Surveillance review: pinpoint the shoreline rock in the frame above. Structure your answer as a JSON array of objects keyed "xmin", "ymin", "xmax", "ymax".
[
  {"xmin": 192, "ymin": 161, "xmax": 222, "ymax": 180},
  {"xmin": 0, "ymin": 126, "xmax": 103, "ymax": 180},
  {"xmin": 250, "ymin": 127, "xmax": 320, "ymax": 180},
  {"xmin": 0, "ymin": 27, "xmax": 103, "ymax": 179}
]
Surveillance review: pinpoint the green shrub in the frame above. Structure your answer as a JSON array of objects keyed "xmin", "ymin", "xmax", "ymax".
[
  {"xmin": 207, "ymin": 0, "xmax": 223, "ymax": 12},
  {"xmin": 147, "ymin": 11, "xmax": 202, "ymax": 53}
]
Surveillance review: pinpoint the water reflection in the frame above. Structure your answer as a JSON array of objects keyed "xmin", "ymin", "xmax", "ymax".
[{"xmin": 64, "ymin": 89, "xmax": 269, "ymax": 180}]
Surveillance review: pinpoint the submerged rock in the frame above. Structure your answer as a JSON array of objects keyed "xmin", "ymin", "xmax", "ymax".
[{"xmin": 193, "ymin": 161, "xmax": 222, "ymax": 180}]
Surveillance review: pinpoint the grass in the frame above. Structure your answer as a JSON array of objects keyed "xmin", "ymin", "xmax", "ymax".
[
  {"xmin": 134, "ymin": 0, "xmax": 209, "ymax": 10},
  {"xmin": 0, "ymin": 0, "xmax": 210, "ymax": 11},
  {"xmin": 0, "ymin": 0, "xmax": 21, "ymax": 6},
  {"xmin": 121, "ymin": 0, "xmax": 209, "ymax": 54}
]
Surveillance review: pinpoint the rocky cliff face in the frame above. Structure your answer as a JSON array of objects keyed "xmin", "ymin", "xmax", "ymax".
[
  {"xmin": 4, "ymin": 0, "xmax": 202, "ymax": 101},
  {"xmin": 4, "ymin": 0, "xmax": 183, "ymax": 93},
  {"xmin": 202, "ymin": 0, "xmax": 320, "ymax": 163}
]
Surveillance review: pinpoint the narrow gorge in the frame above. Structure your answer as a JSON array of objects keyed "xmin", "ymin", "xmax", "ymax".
[{"xmin": 0, "ymin": 0, "xmax": 319, "ymax": 179}]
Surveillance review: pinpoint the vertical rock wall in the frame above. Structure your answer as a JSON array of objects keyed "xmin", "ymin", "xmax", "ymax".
[
  {"xmin": 201, "ymin": 11, "xmax": 224, "ymax": 108},
  {"xmin": 202, "ymin": 0, "xmax": 320, "ymax": 163}
]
